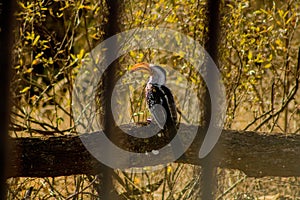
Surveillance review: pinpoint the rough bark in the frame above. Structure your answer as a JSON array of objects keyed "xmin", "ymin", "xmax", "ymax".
[{"xmin": 8, "ymin": 124, "xmax": 300, "ymax": 178}]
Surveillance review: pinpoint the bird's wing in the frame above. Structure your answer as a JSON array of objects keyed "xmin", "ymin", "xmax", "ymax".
[
  {"xmin": 150, "ymin": 104, "xmax": 167, "ymax": 129},
  {"xmin": 146, "ymin": 85, "xmax": 167, "ymax": 129},
  {"xmin": 160, "ymin": 85, "xmax": 177, "ymax": 124},
  {"xmin": 146, "ymin": 84, "xmax": 177, "ymax": 129}
]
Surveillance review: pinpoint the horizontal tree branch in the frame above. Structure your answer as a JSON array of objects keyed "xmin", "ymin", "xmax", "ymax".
[{"xmin": 7, "ymin": 124, "xmax": 300, "ymax": 178}]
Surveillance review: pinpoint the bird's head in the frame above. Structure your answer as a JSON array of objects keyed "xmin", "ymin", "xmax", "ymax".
[{"xmin": 130, "ymin": 62, "xmax": 166, "ymax": 85}]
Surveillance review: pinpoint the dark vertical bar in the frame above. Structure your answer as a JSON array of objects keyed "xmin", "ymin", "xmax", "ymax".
[
  {"xmin": 201, "ymin": 0, "xmax": 221, "ymax": 199},
  {"xmin": 0, "ymin": 1, "xmax": 15, "ymax": 199},
  {"xmin": 99, "ymin": 0, "xmax": 121, "ymax": 199}
]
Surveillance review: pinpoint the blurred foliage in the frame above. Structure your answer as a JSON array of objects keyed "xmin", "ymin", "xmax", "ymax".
[
  {"xmin": 11, "ymin": 0, "xmax": 107, "ymax": 136},
  {"xmin": 8, "ymin": 0, "xmax": 300, "ymax": 199},
  {"xmin": 220, "ymin": 0, "xmax": 300, "ymax": 133}
]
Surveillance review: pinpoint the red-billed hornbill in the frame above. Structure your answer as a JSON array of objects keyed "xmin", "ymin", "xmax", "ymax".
[{"xmin": 130, "ymin": 62, "xmax": 177, "ymax": 134}]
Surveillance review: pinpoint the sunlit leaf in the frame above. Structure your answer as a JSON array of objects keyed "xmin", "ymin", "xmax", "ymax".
[
  {"xmin": 286, "ymin": 13, "xmax": 295, "ymax": 24},
  {"xmin": 275, "ymin": 39, "xmax": 283, "ymax": 46},
  {"xmin": 248, "ymin": 51, "xmax": 253, "ymax": 60},
  {"xmin": 20, "ymin": 86, "xmax": 31, "ymax": 93},
  {"xmin": 25, "ymin": 68, "xmax": 33, "ymax": 73},
  {"xmin": 32, "ymin": 35, "xmax": 40, "ymax": 46},
  {"xmin": 77, "ymin": 49, "xmax": 85, "ymax": 60},
  {"xmin": 264, "ymin": 63, "xmax": 272, "ymax": 69}
]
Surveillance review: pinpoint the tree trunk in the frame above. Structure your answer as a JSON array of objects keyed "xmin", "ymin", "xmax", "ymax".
[
  {"xmin": 201, "ymin": 0, "xmax": 221, "ymax": 198},
  {"xmin": 8, "ymin": 125, "xmax": 300, "ymax": 178},
  {"xmin": 0, "ymin": 1, "xmax": 15, "ymax": 199}
]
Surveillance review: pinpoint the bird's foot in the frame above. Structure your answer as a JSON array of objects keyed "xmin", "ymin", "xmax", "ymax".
[{"xmin": 146, "ymin": 118, "xmax": 152, "ymax": 124}]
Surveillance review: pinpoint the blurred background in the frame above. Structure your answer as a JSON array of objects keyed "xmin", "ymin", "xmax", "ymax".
[{"xmin": 8, "ymin": 0, "xmax": 300, "ymax": 199}]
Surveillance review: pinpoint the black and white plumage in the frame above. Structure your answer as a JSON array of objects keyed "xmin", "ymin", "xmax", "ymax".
[
  {"xmin": 131, "ymin": 63, "xmax": 186, "ymax": 159},
  {"xmin": 130, "ymin": 63, "xmax": 177, "ymax": 131}
]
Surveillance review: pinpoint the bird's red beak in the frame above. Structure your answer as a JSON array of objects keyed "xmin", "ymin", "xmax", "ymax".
[{"xmin": 130, "ymin": 62, "xmax": 151, "ymax": 73}]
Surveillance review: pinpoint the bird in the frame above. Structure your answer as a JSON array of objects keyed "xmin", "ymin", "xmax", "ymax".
[
  {"xmin": 130, "ymin": 62, "xmax": 178, "ymax": 137},
  {"xmin": 130, "ymin": 62, "xmax": 187, "ymax": 160}
]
